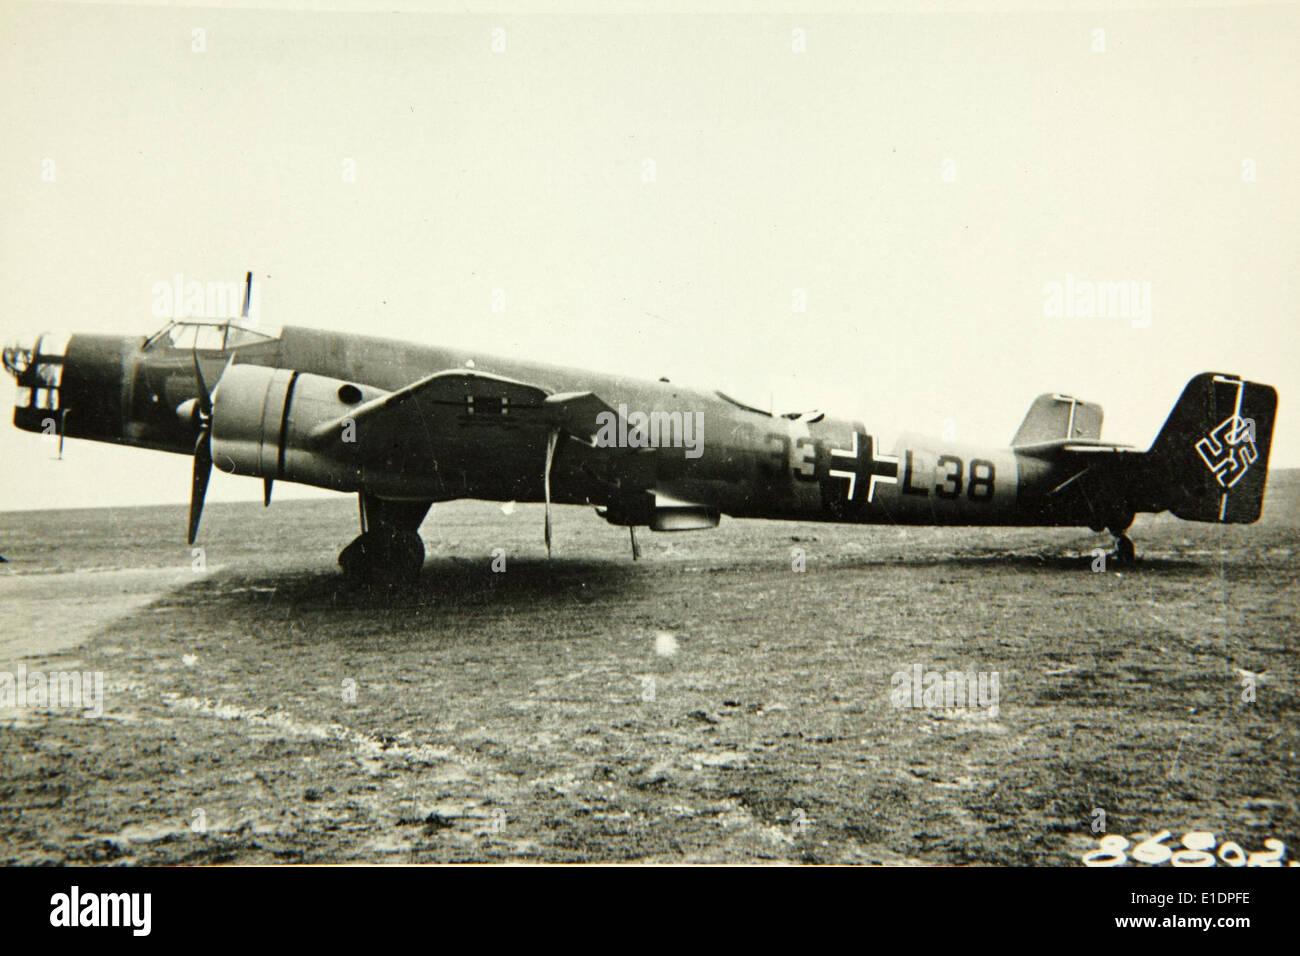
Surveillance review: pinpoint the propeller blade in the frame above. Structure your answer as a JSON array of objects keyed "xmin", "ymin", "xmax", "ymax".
[
  {"xmin": 629, "ymin": 525, "xmax": 641, "ymax": 561},
  {"xmin": 543, "ymin": 428, "xmax": 558, "ymax": 557},
  {"xmin": 188, "ymin": 430, "xmax": 212, "ymax": 545},
  {"xmin": 57, "ymin": 409, "xmax": 66, "ymax": 460},
  {"xmin": 191, "ymin": 349, "xmax": 211, "ymax": 420},
  {"xmin": 241, "ymin": 272, "xmax": 253, "ymax": 320},
  {"xmin": 184, "ymin": 350, "xmax": 236, "ymax": 542},
  {"xmin": 263, "ymin": 476, "xmax": 273, "ymax": 507}
]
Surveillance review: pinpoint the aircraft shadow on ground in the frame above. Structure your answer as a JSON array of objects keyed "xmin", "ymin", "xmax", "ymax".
[
  {"xmin": 158, "ymin": 552, "xmax": 1217, "ymax": 621},
  {"xmin": 163, "ymin": 557, "xmax": 648, "ymax": 614},
  {"xmin": 831, "ymin": 552, "xmax": 1209, "ymax": 572}
]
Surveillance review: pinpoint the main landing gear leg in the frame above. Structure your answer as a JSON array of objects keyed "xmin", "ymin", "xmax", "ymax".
[
  {"xmin": 1107, "ymin": 515, "xmax": 1137, "ymax": 567},
  {"xmin": 339, "ymin": 494, "xmax": 432, "ymax": 588}
]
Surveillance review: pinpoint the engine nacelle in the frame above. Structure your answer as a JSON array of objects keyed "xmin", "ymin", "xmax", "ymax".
[{"xmin": 210, "ymin": 364, "xmax": 383, "ymax": 491}]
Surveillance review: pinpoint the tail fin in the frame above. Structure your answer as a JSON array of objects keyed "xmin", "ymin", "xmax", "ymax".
[{"xmin": 1146, "ymin": 372, "xmax": 1277, "ymax": 523}]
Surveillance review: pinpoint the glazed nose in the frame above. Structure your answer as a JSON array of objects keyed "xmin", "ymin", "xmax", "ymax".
[{"xmin": 2, "ymin": 335, "xmax": 36, "ymax": 379}]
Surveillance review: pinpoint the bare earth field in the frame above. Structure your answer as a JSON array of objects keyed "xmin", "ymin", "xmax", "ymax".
[{"xmin": 1, "ymin": 473, "xmax": 1297, "ymax": 865}]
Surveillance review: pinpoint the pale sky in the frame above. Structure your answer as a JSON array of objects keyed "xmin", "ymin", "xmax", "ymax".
[{"xmin": 2, "ymin": 0, "xmax": 1297, "ymax": 511}]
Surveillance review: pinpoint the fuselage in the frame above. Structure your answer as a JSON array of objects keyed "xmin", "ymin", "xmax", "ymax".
[{"xmin": 6, "ymin": 323, "xmax": 1101, "ymax": 529}]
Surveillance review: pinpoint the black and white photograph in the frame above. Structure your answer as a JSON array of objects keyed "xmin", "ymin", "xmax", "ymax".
[{"xmin": 0, "ymin": 0, "xmax": 1295, "ymax": 923}]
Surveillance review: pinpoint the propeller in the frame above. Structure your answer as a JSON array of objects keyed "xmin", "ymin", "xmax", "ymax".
[
  {"xmin": 187, "ymin": 349, "xmax": 213, "ymax": 545},
  {"xmin": 184, "ymin": 349, "xmax": 239, "ymax": 543},
  {"xmin": 543, "ymin": 428, "xmax": 559, "ymax": 557},
  {"xmin": 184, "ymin": 268, "xmax": 254, "ymax": 543},
  {"xmin": 244, "ymin": 272, "xmax": 271, "ymax": 508}
]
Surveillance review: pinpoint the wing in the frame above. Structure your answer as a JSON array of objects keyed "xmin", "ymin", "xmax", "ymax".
[{"xmin": 307, "ymin": 368, "xmax": 620, "ymax": 498}]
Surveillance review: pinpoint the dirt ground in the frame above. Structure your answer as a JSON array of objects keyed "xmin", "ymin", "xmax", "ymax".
[{"xmin": 1, "ymin": 473, "xmax": 1296, "ymax": 864}]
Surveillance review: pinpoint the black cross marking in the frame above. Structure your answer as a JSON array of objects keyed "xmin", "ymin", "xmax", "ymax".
[{"xmin": 827, "ymin": 429, "xmax": 899, "ymax": 502}]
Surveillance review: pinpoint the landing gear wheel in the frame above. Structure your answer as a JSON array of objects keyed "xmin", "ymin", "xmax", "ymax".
[
  {"xmin": 1104, "ymin": 513, "xmax": 1136, "ymax": 567},
  {"xmin": 339, "ymin": 525, "xmax": 425, "ymax": 588}
]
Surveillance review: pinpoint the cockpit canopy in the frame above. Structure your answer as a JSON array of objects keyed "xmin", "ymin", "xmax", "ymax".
[
  {"xmin": 144, "ymin": 319, "xmax": 279, "ymax": 352},
  {"xmin": 715, "ymin": 390, "xmax": 825, "ymax": 423}
]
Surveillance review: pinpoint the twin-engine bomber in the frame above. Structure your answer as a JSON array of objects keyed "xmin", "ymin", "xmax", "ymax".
[{"xmin": 3, "ymin": 278, "xmax": 1277, "ymax": 586}]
